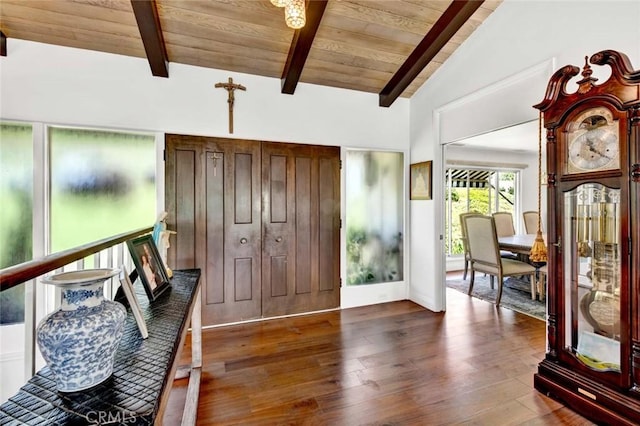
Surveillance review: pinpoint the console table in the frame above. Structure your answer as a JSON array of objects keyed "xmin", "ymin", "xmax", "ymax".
[{"xmin": 0, "ymin": 269, "xmax": 202, "ymax": 425}]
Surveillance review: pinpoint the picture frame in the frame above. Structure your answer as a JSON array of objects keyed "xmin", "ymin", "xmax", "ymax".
[
  {"xmin": 410, "ymin": 161, "xmax": 432, "ymax": 200},
  {"xmin": 576, "ymin": 330, "xmax": 620, "ymax": 371},
  {"xmin": 126, "ymin": 235, "xmax": 171, "ymax": 301},
  {"xmin": 118, "ymin": 265, "xmax": 148, "ymax": 339}
]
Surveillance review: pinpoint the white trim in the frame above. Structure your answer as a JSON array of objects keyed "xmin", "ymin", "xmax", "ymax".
[
  {"xmin": 446, "ymin": 159, "xmax": 529, "ymax": 170},
  {"xmin": 155, "ymin": 132, "xmax": 165, "ymax": 214},
  {"xmin": 432, "ymin": 58, "xmax": 557, "ymax": 313},
  {"xmin": 28, "ymin": 122, "xmax": 46, "ymax": 377}
]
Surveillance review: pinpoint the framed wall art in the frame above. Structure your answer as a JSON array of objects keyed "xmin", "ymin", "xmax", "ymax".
[
  {"xmin": 127, "ymin": 235, "xmax": 170, "ymax": 301},
  {"xmin": 410, "ymin": 161, "xmax": 432, "ymax": 200}
]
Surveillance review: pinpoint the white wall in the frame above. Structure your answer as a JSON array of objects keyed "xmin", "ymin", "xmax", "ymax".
[
  {"xmin": 409, "ymin": 0, "xmax": 640, "ymax": 311},
  {"xmin": 0, "ymin": 39, "xmax": 409, "ymax": 149}
]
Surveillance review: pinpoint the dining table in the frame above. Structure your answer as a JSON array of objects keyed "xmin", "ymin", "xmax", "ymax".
[
  {"xmin": 498, "ymin": 233, "xmax": 543, "ymax": 256},
  {"xmin": 498, "ymin": 233, "xmax": 548, "ymax": 266},
  {"xmin": 499, "ymin": 233, "xmax": 548, "ymax": 300}
]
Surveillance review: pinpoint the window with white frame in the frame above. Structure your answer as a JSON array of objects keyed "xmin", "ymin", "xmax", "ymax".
[{"xmin": 445, "ymin": 167, "xmax": 520, "ymax": 257}]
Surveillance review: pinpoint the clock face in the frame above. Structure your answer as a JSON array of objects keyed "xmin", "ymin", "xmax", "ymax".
[{"xmin": 566, "ymin": 107, "xmax": 620, "ymax": 174}]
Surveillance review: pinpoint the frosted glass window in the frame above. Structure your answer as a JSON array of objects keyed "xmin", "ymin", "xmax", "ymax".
[
  {"xmin": 0, "ymin": 123, "xmax": 33, "ymax": 324},
  {"xmin": 49, "ymin": 128, "xmax": 156, "ymax": 255},
  {"xmin": 346, "ymin": 151, "xmax": 404, "ymax": 285}
]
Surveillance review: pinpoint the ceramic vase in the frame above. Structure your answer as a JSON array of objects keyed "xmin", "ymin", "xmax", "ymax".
[{"xmin": 37, "ymin": 268, "xmax": 126, "ymax": 392}]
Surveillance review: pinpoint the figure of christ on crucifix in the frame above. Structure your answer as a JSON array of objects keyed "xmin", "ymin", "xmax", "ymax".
[{"xmin": 215, "ymin": 77, "xmax": 246, "ymax": 134}]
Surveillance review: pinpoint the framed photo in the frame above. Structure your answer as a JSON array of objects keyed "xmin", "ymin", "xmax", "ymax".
[
  {"xmin": 119, "ymin": 265, "xmax": 148, "ymax": 339},
  {"xmin": 576, "ymin": 330, "xmax": 620, "ymax": 371},
  {"xmin": 410, "ymin": 161, "xmax": 432, "ymax": 200},
  {"xmin": 127, "ymin": 235, "xmax": 171, "ymax": 301}
]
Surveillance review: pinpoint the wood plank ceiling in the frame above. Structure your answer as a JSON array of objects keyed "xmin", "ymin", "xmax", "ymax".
[{"xmin": 0, "ymin": 0, "xmax": 501, "ymax": 106}]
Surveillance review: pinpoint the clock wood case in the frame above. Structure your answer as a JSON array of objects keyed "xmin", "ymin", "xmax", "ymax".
[{"xmin": 534, "ymin": 50, "xmax": 640, "ymax": 425}]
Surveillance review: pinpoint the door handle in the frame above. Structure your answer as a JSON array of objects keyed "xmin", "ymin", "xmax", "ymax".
[
  {"xmin": 240, "ymin": 237, "xmax": 248, "ymax": 244},
  {"xmin": 275, "ymin": 236, "xmax": 283, "ymax": 243}
]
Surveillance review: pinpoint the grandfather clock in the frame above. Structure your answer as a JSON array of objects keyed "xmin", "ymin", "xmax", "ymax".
[{"xmin": 534, "ymin": 50, "xmax": 640, "ymax": 425}]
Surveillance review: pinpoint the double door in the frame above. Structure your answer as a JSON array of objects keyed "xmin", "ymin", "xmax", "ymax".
[{"xmin": 165, "ymin": 135, "xmax": 340, "ymax": 325}]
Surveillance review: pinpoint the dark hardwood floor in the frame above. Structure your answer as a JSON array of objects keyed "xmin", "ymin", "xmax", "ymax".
[{"xmin": 165, "ymin": 283, "xmax": 595, "ymax": 425}]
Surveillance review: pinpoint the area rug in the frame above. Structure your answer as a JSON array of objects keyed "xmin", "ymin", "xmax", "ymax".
[{"xmin": 446, "ymin": 275, "xmax": 546, "ymax": 320}]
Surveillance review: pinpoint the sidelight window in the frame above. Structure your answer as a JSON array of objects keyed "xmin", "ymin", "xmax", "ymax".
[
  {"xmin": 49, "ymin": 127, "xmax": 156, "ymax": 254},
  {"xmin": 345, "ymin": 150, "xmax": 404, "ymax": 285},
  {"xmin": 0, "ymin": 122, "xmax": 33, "ymax": 325}
]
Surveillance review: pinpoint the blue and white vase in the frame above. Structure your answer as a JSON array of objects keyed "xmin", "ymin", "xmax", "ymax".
[{"xmin": 37, "ymin": 268, "xmax": 126, "ymax": 392}]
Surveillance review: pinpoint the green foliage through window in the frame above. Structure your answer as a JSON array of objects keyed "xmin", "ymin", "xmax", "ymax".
[
  {"xmin": 0, "ymin": 123, "xmax": 156, "ymax": 325},
  {"xmin": 346, "ymin": 151, "xmax": 404, "ymax": 285},
  {"xmin": 445, "ymin": 167, "xmax": 519, "ymax": 257}
]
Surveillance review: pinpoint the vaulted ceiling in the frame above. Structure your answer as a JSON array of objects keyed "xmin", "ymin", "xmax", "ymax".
[{"xmin": 0, "ymin": 0, "xmax": 501, "ymax": 106}]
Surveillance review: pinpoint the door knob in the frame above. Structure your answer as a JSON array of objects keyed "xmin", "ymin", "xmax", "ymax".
[
  {"xmin": 240, "ymin": 237, "xmax": 248, "ymax": 244},
  {"xmin": 275, "ymin": 236, "xmax": 283, "ymax": 243}
]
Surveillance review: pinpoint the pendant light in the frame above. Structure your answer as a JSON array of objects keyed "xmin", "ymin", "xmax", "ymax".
[
  {"xmin": 285, "ymin": 0, "xmax": 306, "ymax": 29},
  {"xmin": 270, "ymin": 0, "xmax": 306, "ymax": 30}
]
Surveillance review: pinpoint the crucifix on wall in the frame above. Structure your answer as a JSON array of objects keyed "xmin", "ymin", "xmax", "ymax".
[{"xmin": 215, "ymin": 77, "xmax": 246, "ymax": 134}]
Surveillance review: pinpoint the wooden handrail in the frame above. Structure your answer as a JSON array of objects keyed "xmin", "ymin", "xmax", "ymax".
[{"xmin": 0, "ymin": 226, "xmax": 153, "ymax": 291}]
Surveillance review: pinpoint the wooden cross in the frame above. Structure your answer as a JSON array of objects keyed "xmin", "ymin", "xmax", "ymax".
[{"xmin": 215, "ymin": 77, "xmax": 246, "ymax": 134}]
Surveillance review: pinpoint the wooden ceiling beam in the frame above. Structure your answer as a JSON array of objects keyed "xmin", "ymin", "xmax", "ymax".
[
  {"xmin": 1, "ymin": 31, "xmax": 6, "ymax": 57},
  {"xmin": 130, "ymin": 0, "xmax": 168, "ymax": 77},
  {"xmin": 281, "ymin": 0, "xmax": 328, "ymax": 94},
  {"xmin": 379, "ymin": 0, "xmax": 484, "ymax": 107}
]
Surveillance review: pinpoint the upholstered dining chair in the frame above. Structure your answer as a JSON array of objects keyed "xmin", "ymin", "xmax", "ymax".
[
  {"xmin": 465, "ymin": 215, "xmax": 538, "ymax": 306},
  {"xmin": 536, "ymin": 264, "xmax": 547, "ymax": 301},
  {"xmin": 492, "ymin": 212, "xmax": 516, "ymax": 237},
  {"xmin": 523, "ymin": 211, "xmax": 542, "ymax": 234},
  {"xmin": 459, "ymin": 212, "xmax": 484, "ymax": 280},
  {"xmin": 492, "ymin": 211, "xmax": 518, "ymax": 259}
]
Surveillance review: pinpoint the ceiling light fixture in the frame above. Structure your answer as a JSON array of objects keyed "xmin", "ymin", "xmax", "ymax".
[
  {"xmin": 284, "ymin": 0, "xmax": 306, "ymax": 29},
  {"xmin": 270, "ymin": 0, "xmax": 306, "ymax": 30}
]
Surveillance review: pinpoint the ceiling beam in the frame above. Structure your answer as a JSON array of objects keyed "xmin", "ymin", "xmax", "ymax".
[
  {"xmin": 130, "ymin": 0, "xmax": 169, "ymax": 77},
  {"xmin": 379, "ymin": 0, "xmax": 484, "ymax": 107},
  {"xmin": 1, "ymin": 31, "xmax": 6, "ymax": 57},
  {"xmin": 281, "ymin": 0, "xmax": 328, "ymax": 94}
]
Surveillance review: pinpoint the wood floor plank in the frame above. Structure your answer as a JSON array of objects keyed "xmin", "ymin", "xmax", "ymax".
[{"xmin": 165, "ymin": 289, "xmax": 595, "ymax": 425}]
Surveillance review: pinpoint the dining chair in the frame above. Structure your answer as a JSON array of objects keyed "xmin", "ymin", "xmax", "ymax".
[
  {"xmin": 459, "ymin": 212, "xmax": 484, "ymax": 280},
  {"xmin": 536, "ymin": 264, "xmax": 547, "ymax": 301},
  {"xmin": 523, "ymin": 211, "xmax": 542, "ymax": 234},
  {"xmin": 465, "ymin": 215, "xmax": 538, "ymax": 306},
  {"xmin": 492, "ymin": 212, "xmax": 518, "ymax": 259},
  {"xmin": 492, "ymin": 212, "xmax": 516, "ymax": 237}
]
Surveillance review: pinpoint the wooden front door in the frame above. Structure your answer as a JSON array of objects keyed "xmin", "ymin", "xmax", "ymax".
[
  {"xmin": 165, "ymin": 135, "xmax": 340, "ymax": 325},
  {"xmin": 166, "ymin": 135, "xmax": 262, "ymax": 325},
  {"xmin": 261, "ymin": 142, "xmax": 341, "ymax": 317}
]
